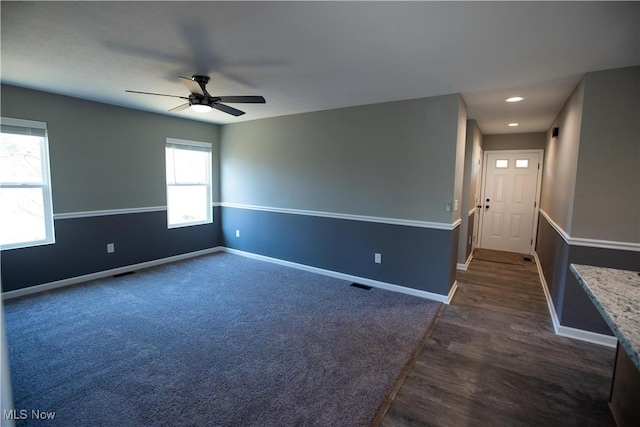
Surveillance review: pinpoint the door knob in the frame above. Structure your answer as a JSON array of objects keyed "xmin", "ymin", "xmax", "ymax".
[{"xmin": 485, "ymin": 205, "xmax": 490, "ymax": 209}]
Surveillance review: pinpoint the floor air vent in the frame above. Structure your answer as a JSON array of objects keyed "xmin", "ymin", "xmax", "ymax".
[
  {"xmin": 523, "ymin": 256, "xmax": 533, "ymax": 262},
  {"xmin": 350, "ymin": 283, "xmax": 372, "ymax": 290},
  {"xmin": 113, "ymin": 271, "xmax": 136, "ymax": 278}
]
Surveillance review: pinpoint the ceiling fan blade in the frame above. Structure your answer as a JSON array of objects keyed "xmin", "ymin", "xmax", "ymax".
[
  {"xmin": 179, "ymin": 76, "xmax": 204, "ymax": 96},
  {"xmin": 217, "ymin": 96, "xmax": 266, "ymax": 104},
  {"xmin": 213, "ymin": 103, "xmax": 245, "ymax": 117},
  {"xmin": 169, "ymin": 103, "xmax": 190, "ymax": 112},
  {"xmin": 125, "ymin": 90, "xmax": 187, "ymax": 99}
]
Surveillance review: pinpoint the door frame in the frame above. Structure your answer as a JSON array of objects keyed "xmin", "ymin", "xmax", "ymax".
[
  {"xmin": 471, "ymin": 147, "xmax": 483, "ymax": 253},
  {"xmin": 477, "ymin": 149, "xmax": 544, "ymax": 254}
]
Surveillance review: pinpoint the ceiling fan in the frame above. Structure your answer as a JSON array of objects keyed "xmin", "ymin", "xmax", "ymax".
[{"xmin": 125, "ymin": 75, "xmax": 265, "ymax": 116}]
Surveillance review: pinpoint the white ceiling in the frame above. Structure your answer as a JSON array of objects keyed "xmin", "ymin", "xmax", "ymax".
[{"xmin": 1, "ymin": 1, "xmax": 638, "ymax": 134}]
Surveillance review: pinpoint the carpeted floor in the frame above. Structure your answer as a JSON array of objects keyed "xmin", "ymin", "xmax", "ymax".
[{"xmin": 3, "ymin": 252, "xmax": 441, "ymax": 426}]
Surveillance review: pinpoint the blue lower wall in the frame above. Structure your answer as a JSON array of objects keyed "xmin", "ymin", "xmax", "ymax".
[
  {"xmin": 536, "ymin": 214, "xmax": 639, "ymax": 335},
  {"xmin": 536, "ymin": 215, "xmax": 569, "ymax": 317},
  {"xmin": 1, "ymin": 207, "xmax": 222, "ymax": 292},
  {"xmin": 221, "ymin": 207, "xmax": 458, "ymax": 296},
  {"xmin": 2, "ymin": 205, "xmax": 459, "ymax": 297}
]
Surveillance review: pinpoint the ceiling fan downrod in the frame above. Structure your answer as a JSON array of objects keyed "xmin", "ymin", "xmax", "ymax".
[{"xmin": 191, "ymin": 75, "xmax": 210, "ymax": 93}]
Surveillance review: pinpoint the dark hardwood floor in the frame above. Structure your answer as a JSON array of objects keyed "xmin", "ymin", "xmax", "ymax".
[{"xmin": 380, "ymin": 250, "xmax": 616, "ymax": 427}]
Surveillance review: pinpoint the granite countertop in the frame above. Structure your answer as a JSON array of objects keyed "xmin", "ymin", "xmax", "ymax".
[{"xmin": 570, "ymin": 264, "xmax": 640, "ymax": 371}]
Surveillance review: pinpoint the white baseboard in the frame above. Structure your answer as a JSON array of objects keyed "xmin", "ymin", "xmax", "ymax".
[
  {"xmin": 456, "ymin": 253, "xmax": 473, "ymax": 271},
  {"xmin": 533, "ymin": 252, "xmax": 616, "ymax": 348},
  {"xmin": 2, "ymin": 246, "xmax": 453, "ymax": 305},
  {"xmin": 1, "ymin": 247, "xmax": 224, "ymax": 300},
  {"xmin": 447, "ymin": 280, "xmax": 459, "ymax": 303},
  {"xmin": 223, "ymin": 248, "xmax": 452, "ymax": 304},
  {"xmin": 555, "ymin": 324, "xmax": 616, "ymax": 348}
]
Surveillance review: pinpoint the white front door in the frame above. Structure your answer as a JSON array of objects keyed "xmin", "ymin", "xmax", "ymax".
[{"xmin": 479, "ymin": 150, "xmax": 542, "ymax": 254}]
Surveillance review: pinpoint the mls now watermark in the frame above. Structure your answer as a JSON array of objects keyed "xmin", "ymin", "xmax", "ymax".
[{"xmin": 4, "ymin": 409, "xmax": 56, "ymax": 421}]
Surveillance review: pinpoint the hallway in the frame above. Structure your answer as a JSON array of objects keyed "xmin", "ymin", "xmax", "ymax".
[{"xmin": 381, "ymin": 250, "xmax": 616, "ymax": 426}]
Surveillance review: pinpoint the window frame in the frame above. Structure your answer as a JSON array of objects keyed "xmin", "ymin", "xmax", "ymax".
[
  {"xmin": 165, "ymin": 138, "xmax": 213, "ymax": 229},
  {"xmin": 0, "ymin": 117, "xmax": 56, "ymax": 250}
]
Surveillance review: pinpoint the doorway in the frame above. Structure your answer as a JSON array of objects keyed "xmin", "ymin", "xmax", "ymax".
[{"xmin": 478, "ymin": 150, "xmax": 543, "ymax": 254}]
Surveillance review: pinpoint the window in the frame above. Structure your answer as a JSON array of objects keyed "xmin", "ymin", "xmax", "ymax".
[
  {"xmin": 515, "ymin": 159, "xmax": 529, "ymax": 168},
  {"xmin": 495, "ymin": 159, "xmax": 509, "ymax": 168},
  {"xmin": 0, "ymin": 118, "xmax": 55, "ymax": 249},
  {"xmin": 165, "ymin": 138, "xmax": 212, "ymax": 228}
]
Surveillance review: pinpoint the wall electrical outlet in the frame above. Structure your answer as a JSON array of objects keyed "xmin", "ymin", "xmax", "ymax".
[
  {"xmin": 454, "ymin": 199, "xmax": 459, "ymax": 211},
  {"xmin": 445, "ymin": 202, "xmax": 451, "ymax": 212},
  {"xmin": 107, "ymin": 243, "xmax": 115, "ymax": 254},
  {"xmin": 235, "ymin": 229, "xmax": 240, "ymax": 238},
  {"xmin": 374, "ymin": 253, "xmax": 382, "ymax": 264}
]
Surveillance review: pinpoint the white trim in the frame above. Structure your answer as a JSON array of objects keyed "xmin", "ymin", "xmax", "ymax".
[
  {"xmin": 52, "ymin": 203, "xmax": 223, "ymax": 220},
  {"xmin": 538, "ymin": 209, "xmax": 571, "ymax": 242},
  {"xmin": 222, "ymin": 247, "xmax": 453, "ymax": 304},
  {"xmin": 533, "ymin": 251, "xmax": 562, "ymax": 333},
  {"xmin": 166, "ymin": 137, "xmax": 212, "ymax": 149},
  {"xmin": 2, "ymin": 245, "xmax": 455, "ymax": 305},
  {"xmin": 220, "ymin": 202, "xmax": 459, "ymax": 230},
  {"xmin": 54, "ymin": 206, "xmax": 167, "ymax": 220},
  {"xmin": 555, "ymin": 324, "xmax": 617, "ymax": 348},
  {"xmin": 1, "ymin": 117, "xmax": 56, "ymax": 251},
  {"xmin": 1, "ymin": 247, "xmax": 224, "ymax": 300},
  {"xmin": 1, "ymin": 116, "xmax": 47, "ymax": 129},
  {"xmin": 533, "ymin": 252, "xmax": 616, "ymax": 348},
  {"xmin": 50, "ymin": 203, "xmax": 460, "ymax": 231},
  {"xmin": 447, "ymin": 280, "xmax": 459, "ymax": 303},
  {"xmin": 569, "ymin": 237, "xmax": 640, "ymax": 252},
  {"xmin": 468, "ymin": 207, "xmax": 476, "ymax": 218},
  {"xmin": 457, "ymin": 253, "xmax": 473, "ymax": 271},
  {"xmin": 539, "ymin": 209, "xmax": 640, "ymax": 252}
]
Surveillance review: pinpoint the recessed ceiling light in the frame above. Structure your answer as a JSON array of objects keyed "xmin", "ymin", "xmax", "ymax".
[
  {"xmin": 505, "ymin": 97, "xmax": 524, "ymax": 103},
  {"xmin": 508, "ymin": 123, "xmax": 519, "ymax": 127}
]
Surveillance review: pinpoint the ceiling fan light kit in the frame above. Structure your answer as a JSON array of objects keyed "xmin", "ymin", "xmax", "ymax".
[
  {"xmin": 125, "ymin": 75, "xmax": 265, "ymax": 117},
  {"xmin": 190, "ymin": 100, "xmax": 213, "ymax": 113}
]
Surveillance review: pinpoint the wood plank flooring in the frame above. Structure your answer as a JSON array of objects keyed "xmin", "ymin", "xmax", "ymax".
[{"xmin": 380, "ymin": 251, "xmax": 616, "ymax": 427}]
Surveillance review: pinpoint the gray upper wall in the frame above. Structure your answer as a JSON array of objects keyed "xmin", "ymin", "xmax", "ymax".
[
  {"xmin": 572, "ymin": 67, "xmax": 640, "ymax": 242},
  {"xmin": 483, "ymin": 133, "xmax": 546, "ymax": 151},
  {"xmin": 220, "ymin": 95, "xmax": 465, "ymax": 224},
  {"xmin": 1, "ymin": 85, "xmax": 221, "ymax": 213},
  {"xmin": 540, "ymin": 66, "xmax": 640, "ymax": 242},
  {"xmin": 540, "ymin": 79, "xmax": 584, "ymax": 234}
]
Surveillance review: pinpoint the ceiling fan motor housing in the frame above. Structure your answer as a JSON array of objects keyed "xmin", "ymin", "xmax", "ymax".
[{"xmin": 126, "ymin": 74, "xmax": 262, "ymax": 116}]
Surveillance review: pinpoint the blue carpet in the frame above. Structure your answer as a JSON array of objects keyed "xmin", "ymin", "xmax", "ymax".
[{"xmin": 4, "ymin": 252, "xmax": 441, "ymax": 426}]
